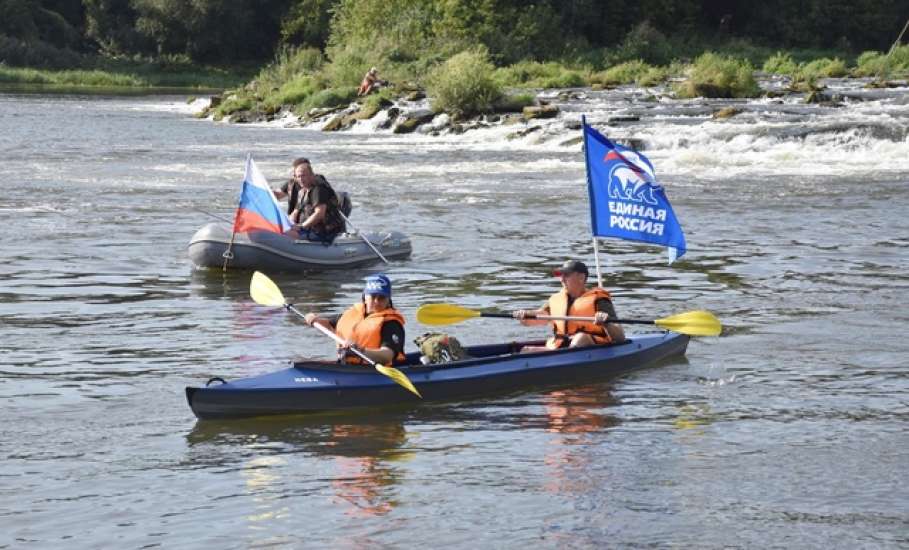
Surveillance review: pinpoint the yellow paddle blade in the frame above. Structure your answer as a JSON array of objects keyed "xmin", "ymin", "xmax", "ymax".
[
  {"xmin": 250, "ymin": 271, "xmax": 286, "ymax": 307},
  {"xmin": 654, "ymin": 310, "xmax": 722, "ymax": 336},
  {"xmin": 375, "ymin": 364, "xmax": 422, "ymax": 398},
  {"xmin": 416, "ymin": 303, "xmax": 481, "ymax": 325}
]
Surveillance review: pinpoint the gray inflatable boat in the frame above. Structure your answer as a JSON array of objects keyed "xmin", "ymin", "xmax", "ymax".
[{"xmin": 188, "ymin": 222, "xmax": 412, "ymax": 271}]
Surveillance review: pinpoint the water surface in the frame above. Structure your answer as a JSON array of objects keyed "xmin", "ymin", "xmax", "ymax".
[{"xmin": 1, "ymin": 86, "xmax": 907, "ymax": 548}]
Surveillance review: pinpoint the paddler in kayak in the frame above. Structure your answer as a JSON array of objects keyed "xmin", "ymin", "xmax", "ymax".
[
  {"xmin": 304, "ymin": 274, "xmax": 406, "ymax": 365},
  {"xmin": 514, "ymin": 259, "xmax": 625, "ymax": 352}
]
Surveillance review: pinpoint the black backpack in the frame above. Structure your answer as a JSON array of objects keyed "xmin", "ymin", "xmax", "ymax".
[{"xmin": 336, "ymin": 190, "xmax": 353, "ymax": 217}]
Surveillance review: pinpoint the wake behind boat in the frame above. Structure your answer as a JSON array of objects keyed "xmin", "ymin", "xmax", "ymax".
[
  {"xmin": 185, "ymin": 332, "xmax": 689, "ymax": 419},
  {"xmin": 188, "ymin": 222, "xmax": 412, "ymax": 271}
]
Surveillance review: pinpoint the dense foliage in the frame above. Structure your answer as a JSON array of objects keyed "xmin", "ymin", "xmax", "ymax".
[{"xmin": 2, "ymin": 0, "xmax": 906, "ymax": 68}]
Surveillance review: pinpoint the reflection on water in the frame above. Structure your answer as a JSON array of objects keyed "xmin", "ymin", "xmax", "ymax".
[
  {"xmin": 329, "ymin": 423, "xmax": 409, "ymax": 517},
  {"xmin": 188, "ymin": 413, "xmax": 410, "ymax": 519},
  {"xmin": 243, "ymin": 455, "xmax": 290, "ymax": 528},
  {"xmin": 538, "ymin": 387, "xmax": 620, "ymax": 496}
]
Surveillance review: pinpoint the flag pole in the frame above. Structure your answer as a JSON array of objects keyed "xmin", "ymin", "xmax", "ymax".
[
  {"xmin": 222, "ymin": 154, "xmax": 250, "ymax": 271},
  {"xmin": 581, "ymin": 115, "xmax": 604, "ymax": 287}
]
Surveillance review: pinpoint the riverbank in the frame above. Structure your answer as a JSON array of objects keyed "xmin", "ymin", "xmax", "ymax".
[{"xmin": 194, "ymin": 44, "xmax": 909, "ymax": 136}]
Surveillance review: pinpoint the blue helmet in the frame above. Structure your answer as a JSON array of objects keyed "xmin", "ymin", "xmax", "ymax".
[{"xmin": 363, "ymin": 274, "xmax": 391, "ymax": 298}]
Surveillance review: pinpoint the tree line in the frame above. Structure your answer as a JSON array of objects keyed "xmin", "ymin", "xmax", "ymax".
[{"xmin": 1, "ymin": 0, "xmax": 905, "ymax": 68}]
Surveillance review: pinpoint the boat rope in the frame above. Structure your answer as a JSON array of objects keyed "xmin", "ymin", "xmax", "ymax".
[
  {"xmin": 194, "ymin": 208, "xmax": 234, "ymax": 225},
  {"xmin": 338, "ymin": 211, "xmax": 389, "ymax": 264}
]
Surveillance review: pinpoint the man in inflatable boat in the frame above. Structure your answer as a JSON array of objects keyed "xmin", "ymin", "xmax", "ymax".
[
  {"xmin": 275, "ymin": 157, "xmax": 347, "ymax": 244},
  {"xmin": 304, "ymin": 274, "xmax": 406, "ymax": 365},
  {"xmin": 514, "ymin": 260, "xmax": 625, "ymax": 353}
]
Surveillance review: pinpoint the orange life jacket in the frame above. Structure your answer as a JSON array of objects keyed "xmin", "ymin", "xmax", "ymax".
[
  {"xmin": 545, "ymin": 288, "xmax": 613, "ymax": 349},
  {"xmin": 335, "ymin": 303, "xmax": 406, "ymax": 365}
]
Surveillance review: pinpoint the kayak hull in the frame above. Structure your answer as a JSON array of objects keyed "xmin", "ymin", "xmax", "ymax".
[
  {"xmin": 186, "ymin": 332, "xmax": 689, "ymax": 419},
  {"xmin": 187, "ymin": 222, "xmax": 412, "ymax": 271}
]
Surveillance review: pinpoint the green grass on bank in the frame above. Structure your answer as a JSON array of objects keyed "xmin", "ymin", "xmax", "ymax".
[{"xmin": 0, "ymin": 57, "xmax": 251, "ymax": 90}]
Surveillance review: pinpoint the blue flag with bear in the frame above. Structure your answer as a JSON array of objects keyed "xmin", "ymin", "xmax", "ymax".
[{"xmin": 583, "ymin": 121, "xmax": 686, "ymax": 262}]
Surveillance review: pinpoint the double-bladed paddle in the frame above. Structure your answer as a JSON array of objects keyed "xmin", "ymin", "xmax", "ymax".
[
  {"xmin": 250, "ymin": 271, "xmax": 421, "ymax": 398},
  {"xmin": 416, "ymin": 303, "xmax": 722, "ymax": 337}
]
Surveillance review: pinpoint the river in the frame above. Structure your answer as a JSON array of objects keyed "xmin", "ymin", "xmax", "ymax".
[{"xmin": 1, "ymin": 82, "xmax": 908, "ymax": 548}]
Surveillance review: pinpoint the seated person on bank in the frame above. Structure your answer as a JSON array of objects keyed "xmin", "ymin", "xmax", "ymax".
[
  {"xmin": 278, "ymin": 157, "xmax": 346, "ymax": 243},
  {"xmin": 514, "ymin": 259, "xmax": 625, "ymax": 353},
  {"xmin": 357, "ymin": 67, "xmax": 385, "ymax": 96},
  {"xmin": 304, "ymin": 274, "xmax": 406, "ymax": 366}
]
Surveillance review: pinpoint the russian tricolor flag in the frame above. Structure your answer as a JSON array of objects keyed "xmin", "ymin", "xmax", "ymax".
[{"xmin": 232, "ymin": 156, "xmax": 293, "ymax": 234}]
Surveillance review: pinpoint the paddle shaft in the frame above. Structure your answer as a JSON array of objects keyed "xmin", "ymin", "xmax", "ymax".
[
  {"xmin": 482, "ymin": 311, "xmax": 654, "ymax": 325},
  {"xmin": 285, "ymin": 303, "xmax": 382, "ymax": 367}
]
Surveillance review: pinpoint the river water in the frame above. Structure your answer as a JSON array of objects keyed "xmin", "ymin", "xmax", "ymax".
[{"xmin": 1, "ymin": 81, "xmax": 908, "ymax": 548}]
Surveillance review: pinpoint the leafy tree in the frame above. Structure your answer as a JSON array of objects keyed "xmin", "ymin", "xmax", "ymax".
[
  {"xmin": 280, "ymin": 0, "xmax": 337, "ymax": 49},
  {"xmin": 83, "ymin": 0, "xmax": 146, "ymax": 55}
]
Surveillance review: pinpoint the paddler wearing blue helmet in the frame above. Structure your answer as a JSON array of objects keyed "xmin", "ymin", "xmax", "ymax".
[{"xmin": 304, "ymin": 274, "xmax": 406, "ymax": 365}]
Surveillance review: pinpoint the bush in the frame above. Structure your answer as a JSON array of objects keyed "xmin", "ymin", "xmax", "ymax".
[
  {"xmin": 676, "ymin": 52, "xmax": 760, "ymax": 98},
  {"xmin": 605, "ymin": 21, "xmax": 673, "ymax": 66},
  {"xmin": 798, "ymin": 57, "xmax": 847, "ymax": 79},
  {"xmin": 427, "ymin": 48, "xmax": 502, "ymax": 116},
  {"xmin": 591, "ymin": 60, "xmax": 653, "ymax": 86},
  {"xmin": 213, "ymin": 93, "xmax": 255, "ymax": 119},
  {"xmin": 492, "ymin": 92, "xmax": 536, "ymax": 112},
  {"xmin": 855, "ymin": 46, "xmax": 909, "ymax": 78},
  {"xmin": 763, "ymin": 52, "xmax": 798, "ymax": 75},
  {"xmin": 636, "ymin": 66, "xmax": 670, "ymax": 87},
  {"xmin": 263, "ymin": 75, "xmax": 319, "ymax": 109},
  {"xmin": 301, "ymin": 86, "xmax": 357, "ymax": 111},
  {"xmin": 495, "ymin": 60, "xmax": 584, "ymax": 89}
]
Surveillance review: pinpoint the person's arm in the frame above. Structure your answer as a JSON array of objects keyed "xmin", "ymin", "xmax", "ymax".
[
  {"xmin": 299, "ymin": 203, "xmax": 327, "ymax": 229},
  {"xmin": 274, "ymin": 181, "xmax": 290, "ymax": 200},
  {"xmin": 303, "ymin": 312, "xmax": 337, "ymax": 333},
  {"xmin": 594, "ymin": 298, "xmax": 625, "ymax": 343},
  {"xmin": 364, "ymin": 320, "xmax": 404, "ymax": 364},
  {"xmin": 513, "ymin": 303, "xmax": 551, "ymax": 326}
]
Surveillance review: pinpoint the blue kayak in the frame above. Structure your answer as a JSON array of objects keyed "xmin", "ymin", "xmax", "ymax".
[{"xmin": 186, "ymin": 332, "xmax": 689, "ymax": 419}]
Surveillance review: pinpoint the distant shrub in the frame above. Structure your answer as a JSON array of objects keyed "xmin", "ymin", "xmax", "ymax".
[
  {"xmin": 428, "ymin": 48, "xmax": 502, "ymax": 116},
  {"xmin": 676, "ymin": 52, "xmax": 760, "ymax": 98},
  {"xmin": 301, "ymin": 86, "xmax": 357, "ymax": 110},
  {"xmin": 891, "ymin": 45, "xmax": 909, "ymax": 72},
  {"xmin": 636, "ymin": 66, "xmax": 670, "ymax": 87},
  {"xmin": 592, "ymin": 60, "xmax": 653, "ymax": 86},
  {"xmin": 763, "ymin": 52, "xmax": 798, "ymax": 75},
  {"xmin": 324, "ymin": 48, "xmax": 372, "ymax": 88},
  {"xmin": 495, "ymin": 61, "xmax": 584, "ymax": 89},
  {"xmin": 264, "ymin": 75, "xmax": 319, "ymax": 109},
  {"xmin": 799, "ymin": 57, "xmax": 847, "ymax": 79},
  {"xmin": 492, "ymin": 92, "xmax": 536, "ymax": 112},
  {"xmin": 855, "ymin": 46, "xmax": 909, "ymax": 77},
  {"xmin": 256, "ymin": 46, "xmax": 325, "ymax": 91},
  {"xmin": 854, "ymin": 50, "xmax": 890, "ymax": 77},
  {"xmin": 213, "ymin": 94, "xmax": 255, "ymax": 120},
  {"xmin": 605, "ymin": 21, "xmax": 673, "ymax": 66}
]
